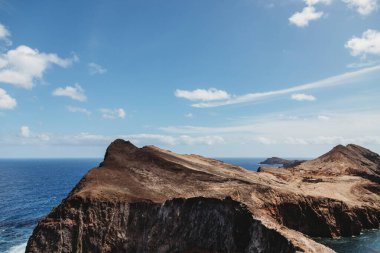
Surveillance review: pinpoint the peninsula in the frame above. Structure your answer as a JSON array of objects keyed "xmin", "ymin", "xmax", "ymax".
[{"xmin": 26, "ymin": 140, "xmax": 380, "ymax": 253}]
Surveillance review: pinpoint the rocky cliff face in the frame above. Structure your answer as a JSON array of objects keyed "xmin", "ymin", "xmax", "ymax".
[
  {"xmin": 27, "ymin": 196, "xmax": 297, "ymax": 253},
  {"xmin": 27, "ymin": 140, "xmax": 380, "ymax": 253}
]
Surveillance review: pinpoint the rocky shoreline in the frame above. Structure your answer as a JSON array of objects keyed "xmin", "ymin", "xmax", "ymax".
[{"xmin": 26, "ymin": 140, "xmax": 380, "ymax": 253}]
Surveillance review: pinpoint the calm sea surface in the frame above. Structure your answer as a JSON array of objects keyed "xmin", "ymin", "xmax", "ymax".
[{"xmin": 0, "ymin": 158, "xmax": 378, "ymax": 253}]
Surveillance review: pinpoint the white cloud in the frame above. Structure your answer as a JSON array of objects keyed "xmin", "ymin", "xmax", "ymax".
[
  {"xmin": 126, "ymin": 134, "xmax": 177, "ymax": 145},
  {"xmin": 177, "ymin": 135, "xmax": 225, "ymax": 145},
  {"xmin": 345, "ymin": 29, "xmax": 380, "ymax": 58},
  {"xmin": 0, "ymin": 45, "xmax": 77, "ymax": 89},
  {"xmin": 305, "ymin": 0, "xmax": 332, "ymax": 5},
  {"xmin": 20, "ymin": 126, "xmax": 30, "ymax": 138},
  {"xmin": 190, "ymin": 64, "xmax": 380, "ymax": 108},
  {"xmin": 185, "ymin": 113, "xmax": 193, "ymax": 118},
  {"xmin": 256, "ymin": 136, "xmax": 277, "ymax": 145},
  {"xmin": 0, "ymin": 88, "xmax": 16, "ymax": 109},
  {"xmin": 88, "ymin": 62, "xmax": 107, "ymax": 75},
  {"xmin": 289, "ymin": 6, "xmax": 324, "ymax": 27},
  {"xmin": 106, "ymin": 134, "xmax": 224, "ymax": 146},
  {"xmin": 347, "ymin": 60, "xmax": 379, "ymax": 68},
  {"xmin": 290, "ymin": 0, "xmax": 377, "ymax": 29},
  {"xmin": 117, "ymin": 108, "xmax": 126, "ymax": 119},
  {"xmin": 1, "ymin": 131, "xmax": 224, "ymax": 147},
  {"xmin": 291, "ymin": 93, "xmax": 316, "ymax": 101},
  {"xmin": 161, "ymin": 111, "xmax": 380, "ymax": 148},
  {"xmin": 100, "ymin": 108, "xmax": 126, "ymax": 119},
  {"xmin": 318, "ymin": 115, "xmax": 330, "ymax": 120},
  {"xmin": 175, "ymin": 88, "xmax": 230, "ymax": 101},
  {"xmin": 0, "ymin": 23, "xmax": 11, "ymax": 45},
  {"xmin": 67, "ymin": 106, "xmax": 91, "ymax": 115},
  {"xmin": 343, "ymin": 0, "xmax": 378, "ymax": 15},
  {"xmin": 16, "ymin": 126, "xmax": 50, "ymax": 143},
  {"xmin": 53, "ymin": 84, "xmax": 87, "ymax": 102}
]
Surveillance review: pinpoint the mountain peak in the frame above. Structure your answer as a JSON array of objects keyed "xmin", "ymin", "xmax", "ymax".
[
  {"xmin": 100, "ymin": 139, "xmax": 139, "ymax": 167},
  {"xmin": 297, "ymin": 143, "xmax": 380, "ymax": 181}
]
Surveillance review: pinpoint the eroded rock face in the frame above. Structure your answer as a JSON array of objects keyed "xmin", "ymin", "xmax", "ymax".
[
  {"xmin": 26, "ymin": 140, "xmax": 380, "ymax": 253},
  {"xmin": 27, "ymin": 197, "xmax": 296, "ymax": 253}
]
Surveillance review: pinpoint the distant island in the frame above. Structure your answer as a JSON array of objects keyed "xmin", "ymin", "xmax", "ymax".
[
  {"xmin": 259, "ymin": 157, "xmax": 306, "ymax": 168},
  {"xmin": 27, "ymin": 140, "xmax": 380, "ymax": 253}
]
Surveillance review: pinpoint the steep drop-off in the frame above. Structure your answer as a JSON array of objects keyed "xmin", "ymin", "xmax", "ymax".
[{"xmin": 27, "ymin": 140, "xmax": 380, "ymax": 253}]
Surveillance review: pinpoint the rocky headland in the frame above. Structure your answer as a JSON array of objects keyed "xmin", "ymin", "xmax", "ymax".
[
  {"xmin": 259, "ymin": 157, "xmax": 306, "ymax": 168},
  {"xmin": 26, "ymin": 140, "xmax": 380, "ymax": 253}
]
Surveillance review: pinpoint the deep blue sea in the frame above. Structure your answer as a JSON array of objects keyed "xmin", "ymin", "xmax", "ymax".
[
  {"xmin": 0, "ymin": 159, "xmax": 99, "ymax": 253},
  {"xmin": 0, "ymin": 158, "xmax": 379, "ymax": 253}
]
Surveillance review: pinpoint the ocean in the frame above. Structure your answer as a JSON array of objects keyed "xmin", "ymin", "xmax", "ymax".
[
  {"xmin": 0, "ymin": 159, "xmax": 99, "ymax": 253},
  {"xmin": 0, "ymin": 158, "xmax": 379, "ymax": 253}
]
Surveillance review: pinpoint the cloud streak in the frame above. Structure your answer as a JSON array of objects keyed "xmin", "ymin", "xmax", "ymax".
[
  {"xmin": 190, "ymin": 65, "xmax": 380, "ymax": 108},
  {"xmin": 160, "ymin": 111, "xmax": 380, "ymax": 147},
  {"xmin": 291, "ymin": 93, "xmax": 316, "ymax": 101},
  {"xmin": 53, "ymin": 84, "xmax": 87, "ymax": 102},
  {"xmin": 0, "ymin": 131, "xmax": 224, "ymax": 147},
  {"xmin": 175, "ymin": 88, "xmax": 230, "ymax": 101}
]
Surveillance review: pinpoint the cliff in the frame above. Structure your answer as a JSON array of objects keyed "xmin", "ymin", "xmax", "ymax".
[{"xmin": 26, "ymin": 140, "xmax": 380, "ymax": 253}]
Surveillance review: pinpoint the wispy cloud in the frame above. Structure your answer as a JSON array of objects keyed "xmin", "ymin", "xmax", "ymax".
[
  {"xmin": 0, "ymin": 88, "xmax": 16, "ymax": 109},
  {"xmin": 175, "ymin": 88, "xmax": 230, "ymax": 101},
  {"xmin": 160, "ymin": 110, "xmax": 380, "ymax": 147},
  {"xmin": 188, "ymin": 65, "xmax": 380, "ymax": 108},
  {"xmin": 17, "ymin": 126, "xmax": 50, "ymax": 143},
  {"xmin": 0, "ymin": 23, "xmax": 11, "ymax": 46},
  {"xmin": 88, "ymin": 62, "xmax": 107, "ymax": 75},
  {"xmin": 318, "ymin": 115, "xmax": 330, "ymax": 120},
  {"xmin": 99, "ymin": 108, "xmax": 126, "ymax": 119},
  {"xmin": 347, "ymin": 60, "xmax": 379, "ymax": 68},
  {"xmin": 291, "ymin": 93, "xmax": 316, "ymax": 101},
  {"xmin": 52, "ymin": 84, "xmax": 87, "ymax": 102},
  {"xmin": 0, "ymin": 131, "xmax": 224, "ymax": 147},
  {"xmin": 66, "ymin": 106, "xmax": 91, "ymax": 115},
  {"xmin": 20, "ymin": 126, "xmax": 30, "ymax": 138},
  {"xmin": 125, "ymin": 134, "xmax": 224, "ymax": 146},
  {"xmin": 343, "ymin": 0, "xmax": 378, "ymax": 15}
]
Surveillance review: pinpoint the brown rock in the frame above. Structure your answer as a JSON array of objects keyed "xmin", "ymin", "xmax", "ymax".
[{"xmin": 26, "ymin": 140, "xmax": 380, "ymax": 253}]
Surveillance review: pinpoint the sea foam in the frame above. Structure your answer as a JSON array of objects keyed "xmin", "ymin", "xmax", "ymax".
[{"xmin": 8, "ymin": 242, "xmax": 27, "ymax": 253}]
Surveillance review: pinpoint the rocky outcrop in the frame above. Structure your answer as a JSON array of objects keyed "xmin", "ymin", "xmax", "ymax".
[
  {"xmin": 259, "ymin": 157, "xmax": 306, "ymax": 168},
  {"xmin": 294, "ymin": 144, "xmax": 380, "ymax": 183},
  {"xmin": 27, "ymin": 140, "xmax": 380, "ymax": 253}
]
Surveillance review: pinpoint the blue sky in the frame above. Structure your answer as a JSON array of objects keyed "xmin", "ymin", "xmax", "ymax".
[{"xmin": 0, "ymin": 0, "xmax": 379, "ymax": 158}]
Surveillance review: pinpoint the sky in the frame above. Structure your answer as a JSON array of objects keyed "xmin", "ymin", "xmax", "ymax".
[{"xmin": 0, "ymin": 0, "xmax": 379, "ymax": 158}]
